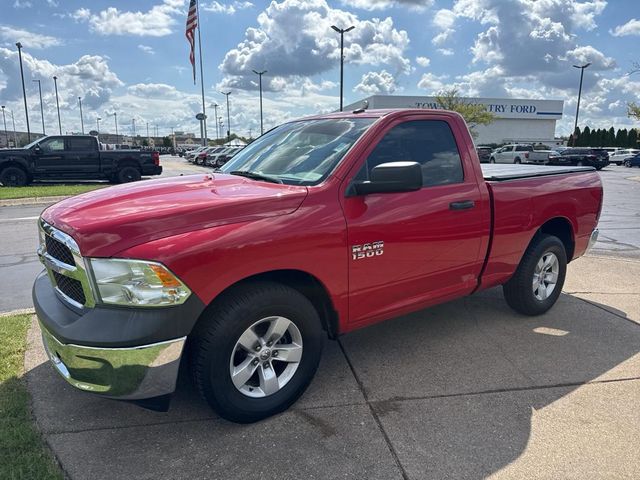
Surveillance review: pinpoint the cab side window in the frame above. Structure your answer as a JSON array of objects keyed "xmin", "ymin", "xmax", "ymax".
[
  {"xmin": 358, "ymin": 120, "xmax": 464, "ymax": 187},
  {"xmin": 68, "ymin": 137, "xmax": 96, "ymax": 151},
  {"xmin": 39, "ymin": 138, "xmax": 64, "ymax": 152}
]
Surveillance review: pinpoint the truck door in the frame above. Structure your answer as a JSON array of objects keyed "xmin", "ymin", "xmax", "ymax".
[
  {"xmin": 65, "ymin": 137, "xmax": 100, "ymax": 173},
  {"xmin": 342, "ymin": 117, "xmax": 487, "ymax": 326},
  {"xmin": 33, "ymin": 137, "xmax": 66, "ymax": 173}
]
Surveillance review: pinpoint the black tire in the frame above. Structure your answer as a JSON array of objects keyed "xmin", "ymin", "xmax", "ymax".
[
  {"xmin": 117, "ymin": 165, "xmax": 141, "ymax": 183},
  {"xmin": 514, "ymin": 157, "xmax": 521, "ymax": 164},
  {"xmin": 576, "ymin": 160, "xmax": 585, "ymax": 166},
  {"xmin": 190, "ymin": 282, "xmax": 324, "ymax": 423},
  {"xmin": 503, "ymin": 234, "xmax": 567, "ymax": 316},
  {"xmin": 489, "ymin": 157, "xmax": 496, "ymax": 163},
  {"xmin": 0, "ymin": 166, "xmax": 29, "ymax": 187},
  {"xmin": 624, "ymin": 160, "xmax": 631, "ymax": 168}
]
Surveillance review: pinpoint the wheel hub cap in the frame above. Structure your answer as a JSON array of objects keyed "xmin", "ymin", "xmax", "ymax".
[
  {"xmin": 532, "ymin": 252, "xmax": 559, "ymax": 301},
  {"xmin": 229, "ymin": 316, "xmax": 303, "ymax": 398}
]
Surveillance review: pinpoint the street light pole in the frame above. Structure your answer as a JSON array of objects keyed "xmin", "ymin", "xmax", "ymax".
[
  {"xmin": 96, "ymin": 117, "xmax": 101, "ymax": 140},
  {"xmin": 252, "ymin": 70, "xmax": 267, "ymax": 135},
  {"xmin": 53, "ymin": 76, "xmax": 62, "ymax": 134},
  {"xmin": 572, "ymin": 62, "xmax": 591, "ymax": 146},
  {"xmin": 1, "ymin": 106, "xmax": 7, "ymax": 148},
  {"xmin": 330, "ymin": 25, "xmax": 355, "ymax": 112},
  {"xmin": 78, "ymin": 97, "xmax": 84, "ymax": 134},
  {"xmin": 16, "ymin": 42, "xmax": 31, "ymax": 142},
  {"xmin": 220, "ymin": 91, "xmax": 231, "ymax": 143},
  {"xmin": 113, "ymin": 112, "xmax": 119, "ymax": 144},
  {"xmin": 9, "ymin": 109, "xmax": 17, "ymax": 146},
  {"xmin": 212, "ymin": 103, "xmax": 219, "ymax": 141},
  {"xmin": 33, "ymin": 79, "xmax": 45, "ymax": 134}
]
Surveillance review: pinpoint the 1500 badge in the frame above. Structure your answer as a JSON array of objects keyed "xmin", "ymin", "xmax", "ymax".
[{"xmin": 352, "ymin": 241, "xmax": 384, "ymax": 260}]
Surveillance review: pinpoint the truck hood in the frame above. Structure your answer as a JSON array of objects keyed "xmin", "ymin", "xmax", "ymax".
[
  {"xmin": 42, "ymin": 174, "xmax": 308, "ymax": 257},
  {"xmin": 0, "ymin": 148, "xmax": 27, "ymax": 156}
]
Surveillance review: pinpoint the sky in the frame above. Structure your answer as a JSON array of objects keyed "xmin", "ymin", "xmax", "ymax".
[{"xmin": 1, "ymin": 0, "xmax": 640, "ymax": 139}]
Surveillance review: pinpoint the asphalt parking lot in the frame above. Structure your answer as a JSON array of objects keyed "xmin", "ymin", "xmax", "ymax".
[{"xmin": 2, "ymin": 158, "xmax": 640, "ymax": 478}]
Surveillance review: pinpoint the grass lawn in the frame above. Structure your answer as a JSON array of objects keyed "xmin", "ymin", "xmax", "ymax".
[
  {"xmin": 0, "ymin": 184, "xmax": 106, "ymax": 200},
  {"xmin": 0, "ymin": 313, "xmax": 63, "ymax": 480}
]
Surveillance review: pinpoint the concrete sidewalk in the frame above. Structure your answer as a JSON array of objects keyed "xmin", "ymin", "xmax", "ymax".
[{"xmin": 24, "ymin": 255, "xmax": 640, "ymax": 479}]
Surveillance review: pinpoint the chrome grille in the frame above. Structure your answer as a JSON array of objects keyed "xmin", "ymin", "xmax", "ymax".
[
  {"xmin": 38, "ymin": 219, "xmax": 95, "ymax": 309},
  {"xmin": 45, "ymin": 235, "xmax": 75, "ymax": 266}
]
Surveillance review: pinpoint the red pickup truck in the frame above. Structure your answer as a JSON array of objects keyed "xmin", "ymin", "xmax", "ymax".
[{"xmin": 33, "ymin": 109, "xmax": 602, "ymax": 423}]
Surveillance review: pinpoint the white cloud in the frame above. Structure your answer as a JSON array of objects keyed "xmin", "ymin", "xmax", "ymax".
[
  {"xmin": 437, "ymin": 48, "xmax": 454, "ymax": 56},
  {"xmin": 73, "ymin": 0, "xmax": 185, "ymax": 37},
  {"xmin": 417, "ymin": 72, "xmax": 448, "ymax": 92},
  {"xmin": 138, "ymin": 45, "xmax": 155, "ymax": 55},
  {"xmin": 0, "ymin": 26, "xmax": 63, "ymax": 49},
  {"xmin": 563, "ymin": 45, "xmax": 615, "ymax": 70},
  {"xmin": 415, "ymin": 56, "xmax": 430, "ymax": 67},
  {"xmin": 610, "ymin": 18, "xmax": 640, "ymax": 37},
  {"xmin": 340, "ymin": 0, "xmax": 434, "ymax": 11},
  {"xmin": 203, "ymin": 1, "xmax": 253, "ymax": 14},
  {"xmin": 219, "ymin": 0, "xmax": 411, "ymax": 92},
  {"xmin": 128, "ymin": 83, "xmax": 184, "ymax": 98},
  {"xmin": 13, "ymin": 0, "xmax": 32, "ymax": 8},
  {"xmin": 354, "ymin": 70, "xmax": 398, "ymax": 95},
  {"xmin": 433, "ymin": 9, "xmax": 456, "ymax": 29}
]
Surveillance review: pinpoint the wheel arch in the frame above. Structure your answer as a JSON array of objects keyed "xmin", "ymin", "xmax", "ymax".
[
  {"xmin": 536, "ymin": 217, "xmax": 575, "ymax": 262},
  {"xmin": 193, "ymin": 269, "xmax": 340, "ymax": 340}
]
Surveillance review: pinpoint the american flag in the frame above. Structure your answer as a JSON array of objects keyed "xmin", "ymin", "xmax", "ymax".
[{"xmin": 185, "ymin": 0, "xmax": 198, "ymax": 83}]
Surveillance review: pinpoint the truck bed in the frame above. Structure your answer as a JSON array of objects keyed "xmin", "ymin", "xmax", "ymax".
[{"xmin": 481, "ymin": 164, "xmax": 594, "ymax": 181}]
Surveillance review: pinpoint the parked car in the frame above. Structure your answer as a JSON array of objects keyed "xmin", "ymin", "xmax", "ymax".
[
  {"xmin": 185, "ymin": 146, "xmax": 207, "ymax": 162},
  {"xmin": 547, "ymin": 147, "xmax": 609, "ymax": 170},
  {"xmin": 490, "ymin": 144, "xmax": 533, "ymax": 163},
  {"xmin": 523, "ymin": 150, "xmax": 559, "ymax": 165},
  {"xmin": 609, "ymin": 149, "xmax": 640, "ymax": 165},
  {"xmin": 33, "ymin": 109, "xmax": 602, "ymax": 423},
  {"xmin": 0, "ymin": 135, "xmax": 161, "ymax": 186},
  {"xmin": 476, "ymin": 146, "xmax": 492, "ymax": 163},
  {"xmin": 206, "ymin": 146, "xmax": 243, "ymax": 167},
  {"xmin": 623, "ymin": 153, "xmax": 640, "ymax": 167}
]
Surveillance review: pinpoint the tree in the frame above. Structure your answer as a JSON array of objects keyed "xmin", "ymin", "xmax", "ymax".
[
  {"xmin": 162, "ymin": 136, "xmax": 172, "ymax": 148},
  {"xmin": 141, "ymin": 138, "xmax": 149, "ymax": 147},
  {"xmin": 606, "ymin": 127, "xmax": 616, "ymax": 147},
  {"xmin": 615, "ymin": 128, "xmax": 627, "ymax": 147},
  {"xmin": 628, "ymin": 102, "xmax": 640, "ymax": 120},
  {"xmin": 435, "ymin": 88, "xmax": 496, "ymax": 137},
  {"xmin": 580, "ymin": 126, "xmax": 591, "ymax": 146},
  {"xmin": 628, "ymin": 128, "xmax": 638, "ymax": 148}
]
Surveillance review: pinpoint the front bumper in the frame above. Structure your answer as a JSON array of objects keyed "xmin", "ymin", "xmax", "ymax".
[
  {"xmin": 40, "ymin": 321, "xmax": 185, "ymax": 400},
  {"xmin": 33, "ymin": 271, "xmax": 205, "ymax": 400}
]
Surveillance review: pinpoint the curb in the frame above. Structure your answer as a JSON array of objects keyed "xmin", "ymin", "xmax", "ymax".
[
  {"xmin": 0, "ymin": 307, "xmax": 35, "ymax": 317},
  {"xmin": 0, "ymin": 195, "xmax": 69, "ymax": 207}
]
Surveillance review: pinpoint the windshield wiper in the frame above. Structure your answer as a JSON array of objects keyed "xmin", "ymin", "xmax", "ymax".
[{"xmin": 229, "ymin": 170, "xmax": 283, "ymax": 184}]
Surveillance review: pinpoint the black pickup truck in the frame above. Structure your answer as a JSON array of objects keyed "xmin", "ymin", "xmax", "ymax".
[{"xmin": 0, "ymin": 135, "xmax": 162, "ymax": 186}]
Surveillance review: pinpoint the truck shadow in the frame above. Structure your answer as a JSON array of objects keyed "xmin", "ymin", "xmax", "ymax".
[{"xmin": 22, "ymin": 288, "xmax": 639, "ymax": 479}]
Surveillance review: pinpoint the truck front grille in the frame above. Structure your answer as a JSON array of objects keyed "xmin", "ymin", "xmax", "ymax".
[
  {"xmin": 38, "ymin": 219, "xmax": 95, "ymax": 309},
  {"xmin": 45, "ymin": 235, "xmax": 75, "ymax": 266},
  {"xmin": 52, "ymin": 271, "xmax": 86, "ymax": 305}
]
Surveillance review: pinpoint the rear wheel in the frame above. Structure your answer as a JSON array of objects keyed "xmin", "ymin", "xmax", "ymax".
[
  {"xmin": 190, "ymin": 282, "xmax": 324, "ymax": 423},
  {"xmin": 0, "ymin": 166, "xmax": 29, "ymax": 187},
  {"xmin": 514, "ymin": 157, "xmax": 521, "ymax": 164},
  {"xmin": 503, "ymin": 234, "xmax": 567, "ymax": 316},
  {"xmin": 576, "ymin": 160, "xmax": 585, "ymax": 166},
  {"xmin": 117, "ymin": 165, "xmax": 141, "ymax": 183},
  {"xmin": 489, "ymin": 157, "xmax": 496, "ymax": 163}
]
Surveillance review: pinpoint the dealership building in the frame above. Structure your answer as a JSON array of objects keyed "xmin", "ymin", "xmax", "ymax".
[{"xmin": 343, "ymin": 95, "xmax": 565, "ymax": 146}]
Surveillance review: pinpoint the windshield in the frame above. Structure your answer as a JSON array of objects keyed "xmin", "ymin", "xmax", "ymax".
[
  {"xmin": 23, "ymin": 137, "xmax": 46, "ymax": 149},
  {"xmin": 220, "ymin": 117, "xmax": 375, "ymax": 185}
]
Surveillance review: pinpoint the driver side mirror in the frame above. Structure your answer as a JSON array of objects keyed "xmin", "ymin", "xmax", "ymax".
[
  {"xmin": 33, "ymin": 145, "xmax": 42, "ymax": 154},
  {"xmin": 350, "ymin": 161, "xmax": 422, "ymax": 196}
]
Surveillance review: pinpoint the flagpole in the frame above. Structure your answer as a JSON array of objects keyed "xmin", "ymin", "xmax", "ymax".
[{"xmin": 196, "ymin": 0, "xmax": 207, "ymax": 146}]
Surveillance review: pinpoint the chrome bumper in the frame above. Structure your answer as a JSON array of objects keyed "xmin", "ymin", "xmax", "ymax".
[
  {"xmin": 586, "ymin": 228, "xmax": 599, "ymax": 253},
  {"xmin": 40, "ymin": 321, "xmax": 186, "ymax": 400}
]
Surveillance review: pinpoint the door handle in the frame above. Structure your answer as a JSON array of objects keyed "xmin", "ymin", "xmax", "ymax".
[{"xmin": 449, "ymin": 200, "xmax": 475, "ymax": 210}]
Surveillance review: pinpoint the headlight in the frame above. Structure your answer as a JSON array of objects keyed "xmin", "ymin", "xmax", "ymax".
[{"xmin": 89, "ymin": 258, "xmax": 191, "ymax": 307}]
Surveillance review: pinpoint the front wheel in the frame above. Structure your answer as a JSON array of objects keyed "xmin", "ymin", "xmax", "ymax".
[
  {"xmin": 0, "ymin": 166, "xmax": 29, "ymax": 186},
  {"xmin": 514, "ymin": 157, "xmax": 521, "ymax": 164},
  {"xmin": 576, "ymin": 160, "xmax": 585, "ymax": 166},
  {"xmin": 190, "ymin": 282, "xmax": 324, "ymax": 423},
  {"xmin": 489, "ymin": 157, "xmax": 496, "ymax": 163},
  {"xmin": 503, "ymin": 234, "xmax": 567, "ymax": 316},
  {"xmin": 624, "ymin": 160, "xmax": 631, "ymax": 168}
]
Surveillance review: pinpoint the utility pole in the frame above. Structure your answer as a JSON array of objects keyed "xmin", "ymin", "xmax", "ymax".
[
  {"xmin": 16, "ymin": 42, "xmax": 31, "ymax": 142},
  {"xmin": 330, "ymin": 25, "xmax": 355, "ymax": 112},
  {"xmin": 112, "ymin": 112, "xmax": 119, "ymax": 144},
  {"xmin": 53, "ymin": 76, "xmax": 62, "ymax": 134},
  {"xmin": 1, "ymin": 106, "xmax": 7, "ymax": 148},
  {"xmin": 146, "ymin": 122, "xmax": 150, "ymax": 146},
  {"xmin": 572, "ymin": 63, "xmax": 591, "ymax": 146},
  {"xmin": 96, "ymin": 117, "xmax": 101, "ymax": 142},
  {"xmin": 132, "ymin": 118, "xmax": 136, "ymax": 144},
  {"xmin": 9, "ymin": 109, "xmax": 17, "ymax": 146},
  {"xmin": 252, "ymin": 70, "xmax": 266, "ymax": 135},
  {"xmin": 33, "ymin": 79, "xmax": 45, "ymax": 134},
  {"xmin": 220, "ymin": 91, "xmax": 231, "ymax": 143},
  {"xmin": 78, "ymin": 97, "xmax": 84, "ymax": 134}
]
